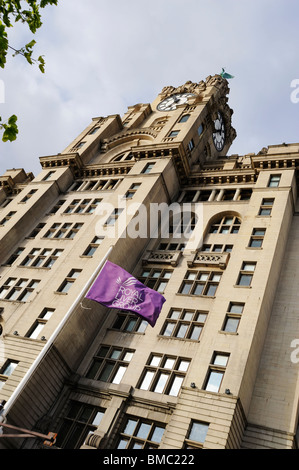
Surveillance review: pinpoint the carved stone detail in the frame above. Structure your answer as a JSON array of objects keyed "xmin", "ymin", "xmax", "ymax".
[
  {"xmin": 142, "ymin": 250, "xmax": 182, "ymax": 267},
  {"xmin": 187, "ymin": 251, "xmax": 230, "ymax": 269}
]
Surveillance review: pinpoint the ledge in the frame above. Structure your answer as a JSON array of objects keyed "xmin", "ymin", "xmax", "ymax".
[{"xmin": 187, "ymin": 251, "xmax": 230, "ymax": 269}]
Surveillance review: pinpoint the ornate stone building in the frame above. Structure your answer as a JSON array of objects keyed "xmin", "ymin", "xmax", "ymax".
[{"xmin": 0, "ymin": 75, "xmax": 299, "ymax": 449}]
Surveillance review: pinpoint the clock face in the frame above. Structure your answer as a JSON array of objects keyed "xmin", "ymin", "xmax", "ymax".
[
  {"xmin": 157, "ymin": 93, "xmax": 194, "ymax": 111},
  {"xmin": 212, "ymin": 112, "xmax": 225, "ymax": 151}
]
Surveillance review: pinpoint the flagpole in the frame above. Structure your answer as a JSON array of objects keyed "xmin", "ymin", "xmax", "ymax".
[{"xmin": 0, "ymin": 245, "xmax": 113, "ymax": 422}]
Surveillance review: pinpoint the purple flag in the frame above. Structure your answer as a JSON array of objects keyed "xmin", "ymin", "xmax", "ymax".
[{"xmin": 85, "ymin": 261, "xmax": 166, "ymax": 327}]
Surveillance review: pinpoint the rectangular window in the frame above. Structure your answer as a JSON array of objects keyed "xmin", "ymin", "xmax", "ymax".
[
  {"xmin": 44, "ymin": 222, "xmax": 83, "ymax": 239},
  {"xmin": 0, "ymin": 359, "xmax": 19, "ymax": 389},
  {"xmin": 82, "ymin": 237, "xmax": 104, "ymax": 256},
  {"xmin": 184, "ymin": 421, "xmax": 209, "ymax": 448},
  {"xmin": 188, "ymin": 139, "xmax": 195, "ymax": 151},
  {"xmin": 21, "ymin": 189, "xmax": 37, "ymax": 203},
  {"xmin": 3, "ymin": 247, "xmax": 25, "ymax": 266},
  {"xmin": 169, "ymin": 130, "xmax": 180, "ymax": 137},
  {"xmin": 27, "ymin": 223, "xmax": 46, "ymax": 238},
  {"xmin": 0, "ymin": 278, "xmax": 40, "ymax": 302},
  {"xmin": 222, "ymin": 302, "xmax": 244, "ymax": 333},
  {"xmin": 112, "ymin": 311, "xmax": 148, "ymax": 333},
  {"xmin": 55, "ymin": 401, "xmax": 105, "ymax": 449},
  {"xmin": 138, "ymin": 354, "xmax": 190, "ymax": 396},
  {"xmin": 104, "ymin": 208, "xmax": 123, "ymax": 226},
  {"xmin": 64, "ymin": 198, "xmax": 101, "ymax": 214},
  {"xmin": 20, "ymin": 248, "xmax": 63, "ymax": 268},
  {"xmin": 124, "ymin": 183, "xmax": 141, "ymax": 199},
  {"xmin": 86, "ymin": 345, "xmax": 134, "ymax": 384},
  {"xmin": 57, "ymin": 269, "xmax": 81, "ymax": 293},
  {"xmin": 179, "ymin": 271, "xmax": 221, "ymax": 297},
  {"xmin": 268, "ymin": 174, "xmax": 281, "ymax": 187},
  {"xmin": 26, "ymin": 308, "xmax": 55, "ymax": 339},
  {"xmin": 0, "ymin": 211, "xmax": 16, "ymax": 225},
  {"xmin": 248, "ymin": 228, "xmax": 266, "ymax": 248},
  {"xmin": 139, "ymin": 268, "xmax": 172, "ymax": 293},
  {"xmin": 160, "ymin": 308, "xmax": 208, "ymax": 341},
  {"xmin": 117, "ymin": 417, "xmax": 165, "ymax": 449},
  {"xmin": 204, "ymin": 353, "xmax": 229, "ymax": 393},
  {"xmin": 237, "ymin": 262, "xmax": 256, "ymax": 287},
  {"xmin": 259, "ymin": 198, "xmax": 274, "ymax": 216},
  {"xmin": 141, "ymin": 163, "xmax": 155, "ymax": 174},
  {"xmin": 48, "ymin": 199, "xmax": 65, "ymax": 214},
  {"xmin": 42, "ymin": 171, "xmax": 56, "ymax": 181}
]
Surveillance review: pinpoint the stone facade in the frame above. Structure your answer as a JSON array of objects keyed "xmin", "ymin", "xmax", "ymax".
[{"xmin": 0, "ymin": 75, "xmax": 299, "ymax": 449}]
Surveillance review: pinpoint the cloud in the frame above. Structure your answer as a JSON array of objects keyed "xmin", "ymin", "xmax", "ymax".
[{"xmin": 0, "ymin": 0, "xmax": 298, "ymax": 175}]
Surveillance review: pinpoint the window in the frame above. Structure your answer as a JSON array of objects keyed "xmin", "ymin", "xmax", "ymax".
[
  {"xmin": 0, "ymin": 198, "xmax": 12, "ymax": 208},
  {"xmin": 168, "ymin": 130, "xmax": 180, "ymax": 137},
  {"xmin": 239, "ymin": 189, "xmax": 252, "ymax": 200},
  {"xmin": 237, "ymin": 262, "xmax": 256, "ymax": 287},
  {"xmin": 0, "ymin": 360, "xmax": 19, "ymax": 389},
  {"xmin": 142, "ymin": 163, "xmax": 155, "ymax": 174},
  {"xmin": 201, "ymin": 244, "xmax": 233, "ymax": 253},
  {"xmin": 268, "ymin": 174, "xmax": 281, "ymax": 187},
  {"xmin": 248, "ymin": 228, "xmax": 266, "ymax": 248},
  {"xmin": 20, "ymin": 248, "xmax": 63, "ymax": 268},
  {"xmin": 124, "ymin": 183, "xmax": 141, "ymax": 199},
  {"xmin": 117, "ymin": 417, "xmax": 165, "ymax": 449},
  {"xmin": 0, "ymin": 278, "xmax": 40, "ymax": 302},
  {"xmin": 21, "ymin": 189, "xmax": 37, "ymax": 203},
  {"xmin": 44, "ymin": 222, "xmax": 83, "ymax": 239},
  {"xmin": 1, "ymin": 360, "xmax": 18, "ymax": 376},
  {"xmin": 179, "ymin": 271, "xmax": 222, "ymax": 297},
  {"xmin": 26, "ymin": 308, "xmax": 55, "ymax": 339},
  {"xmin": 0, "ymin": 211, "xmax": 16, "ymax": 225},
  {"xmin": 178, "ymin": 114, "xmax": 190, "ymax": 123},
  {"xmin": 160, "ymin": 309, "xmax": 207, "ymax": 341},
  {"xmin": 48, "ymin": 199, "xmax": 65, "ymax": 214},
  {"xmin": 64, "ymin": 198, "xmax": 102, "ymax": 214},
  {"xmin": 57, "ymin": 269, "xmax": 81, "ymax": 293},
  {"xmin": 222, "ymin": 302, "xmax": 244, "ymax": 333},
  {"xmin": 86, "ymin": 345, "xmax": 134, "ymax": 384},
  {"xmin": 82, "ymin": 237, "xmax": 104, "ymax": 256},
  {"xmin": 112, "ymin": 312, "xmax": 148, "ymax": 333},
  {"xmin": 169, "ymin": 212, "xmax": 197, "ymax": 237},
  {"xmin": 188, "ymin": 139, "xmax": 195, "ymax": 151},
  {"xmin": 73, "ymin": 141, "xmax": 86, "ymax": 149},
  {"xmin": 3, "ymin": 247, "xmax": 24, "ymax": 266},
  {"xmin": 138, "ymin": 354, "xmax": 190, "ymax": 396},
  {"xmin": 42, "ymin": 171, "xmax": 56, "ymax": 181},
  {"xmin": 104, "ymin": 208, "xmax": 123, "ymax": 226},
  {"xmin": 184, "ymin": 421, "xmax": 209, "ymax": 448},
  {"xmin": 27, "ymin": 223, "xmax": 46, "ymax": 238},
  {"xmin": 204, "ymin": 353, "xmax": 229, "ymax": 393},
  {"xmin": 55, "ymin": 401, "xmax": 104, "ymax": 449},
  {"xmin": 157, "ymin": 242, "xmax": 186, "ymax": 251},
  {"xmin": 259, "ymin": 198, "xmax": 274, "ymax": 216},
  {"xmin": 209, "ymin": 215, "xmax": 241, "ymax": 234},
  {"xmin": 197, "ymin": 124, "xmax": 204, "ymax": 136},
  {"xmin": 89, "ymin": 126, "xmax": 100, "ymax": 134},
  {"xmin": 139, "ymin": 268, "xmax": 172, "ymax": 293}
]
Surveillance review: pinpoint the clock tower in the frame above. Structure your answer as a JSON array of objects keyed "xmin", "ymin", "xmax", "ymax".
[{"xmin": 149, "ymin": 74, "xmax": 236, "ymax": 169}]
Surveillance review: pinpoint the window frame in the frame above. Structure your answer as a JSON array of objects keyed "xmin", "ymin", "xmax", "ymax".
[{"xmin": 179, "ymin": 270, "xmax": 222, "ymax": 297}]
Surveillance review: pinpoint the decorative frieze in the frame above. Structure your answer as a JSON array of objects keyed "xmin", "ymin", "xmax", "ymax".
[
  {"xmin": 187, "ymin": 251, "xmax": 230, "ymax": 269},
  {"xmin": 142, "ymin": 250, "xmax": 183, "ymax": 267}
]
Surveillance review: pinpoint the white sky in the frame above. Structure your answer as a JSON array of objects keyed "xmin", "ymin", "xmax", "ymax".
[{"xmin": 0, "ymin": 0, "xmax": 298, "ymax": 176}]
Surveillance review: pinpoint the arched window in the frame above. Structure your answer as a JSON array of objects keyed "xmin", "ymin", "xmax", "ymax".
[
  {"xmin": 178, "ymin": 114, "xmax": 190, "ymax": 123},
  {"xmin": 209, "ymin": 215, "xmax": 241, "ymax": 234}
]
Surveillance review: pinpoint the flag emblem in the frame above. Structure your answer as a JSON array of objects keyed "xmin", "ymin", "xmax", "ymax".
[{"xmin": 85, "ymin": 261, "xmax": 166, "ymax": 327}]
